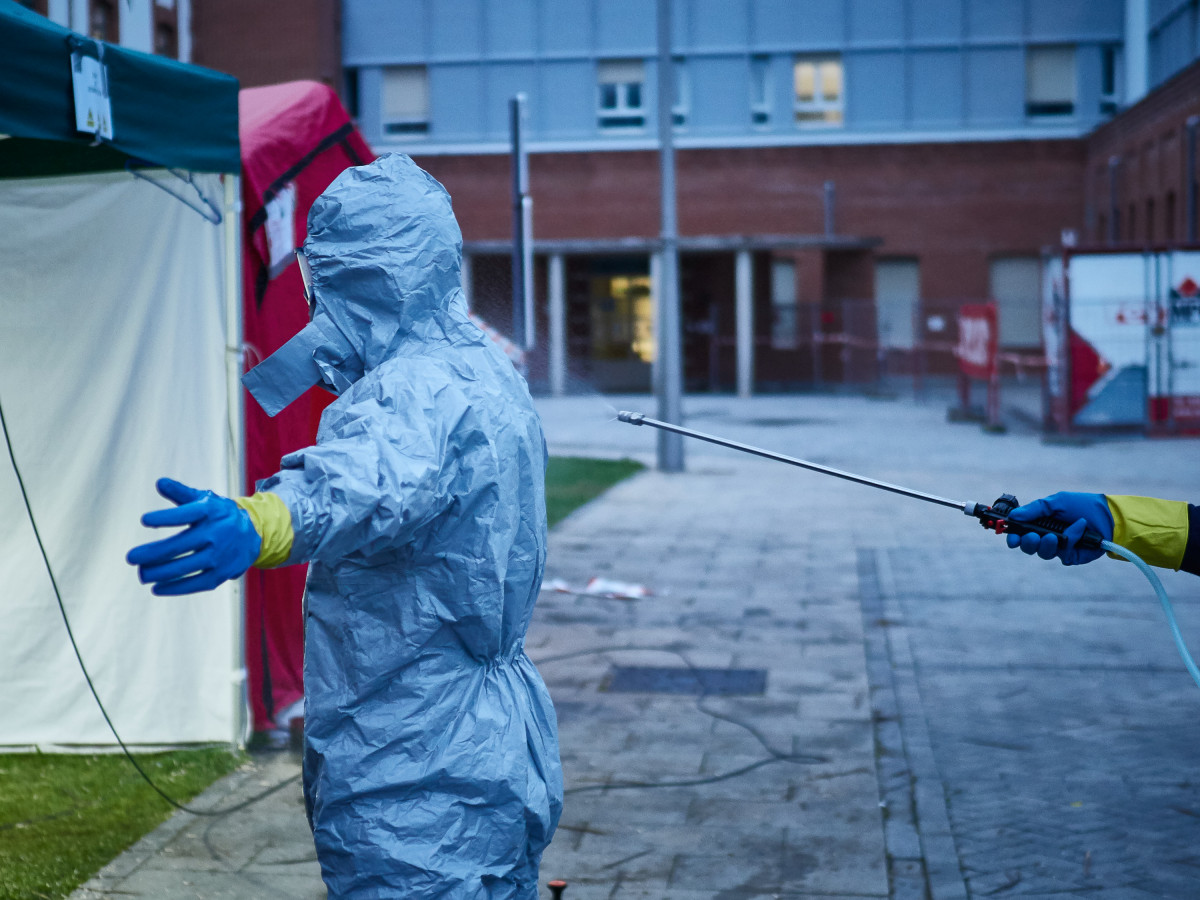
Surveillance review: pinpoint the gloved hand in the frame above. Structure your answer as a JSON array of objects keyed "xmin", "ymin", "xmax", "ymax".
[
  {"xmin": 127, "ymin": 478, "xmax": 261, "ymax": 595},
  {"xmin": 1005, "ymin": 491, "xmax": 1112, "ymax": 566}
]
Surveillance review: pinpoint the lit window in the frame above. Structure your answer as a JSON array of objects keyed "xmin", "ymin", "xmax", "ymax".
[
  {"xmin": 597, "ymin": 59, "xmax": 646, "ymax": 130},
  {"xmin": 1026, "ymin": 46, "xmax": 1076, "ymax": 118},
  {"xmin": 793, "ymin": 56, "xmax": 843, "ymax": 127},
  {"xmin": 751, "ymin": 54, "xmax": 771, "ymax": 126},
  {"xmin": 382, "ymin": 66, "xmax": 429, "ymax": 135}
]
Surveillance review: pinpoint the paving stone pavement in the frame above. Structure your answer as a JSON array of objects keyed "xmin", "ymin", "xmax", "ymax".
[{"xmin": 71, "ymin": 391, "xmax": 1199, "ymax": 899}]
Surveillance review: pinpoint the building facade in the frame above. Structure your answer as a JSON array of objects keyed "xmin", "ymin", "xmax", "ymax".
[
  {"xmin": 18, "ymin": 0, "xmax": 190, "ymax": 61},
  {"xmin": 26, "ymin": 0, "xmax": 1200, "ymax": 394},
  {"xmin": 343, "ymin": 0, "xmax": 1189, "ymax": 393},
  {"xmin": 190, "ymin": 0, "xmax": 343, "ymax": 92}
]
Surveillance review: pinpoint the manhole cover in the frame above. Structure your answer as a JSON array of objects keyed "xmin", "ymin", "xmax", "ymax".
[{"xmin": 603, "ymin": 666, "xmax": 767, "ymax": 696}]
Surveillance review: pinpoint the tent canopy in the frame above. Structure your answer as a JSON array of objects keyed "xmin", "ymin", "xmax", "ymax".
[{"xmin": 0, "ymin": 0, "xmax": 239, "ymax": 177}]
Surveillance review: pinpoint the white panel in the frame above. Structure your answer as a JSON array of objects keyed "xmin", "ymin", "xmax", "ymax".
[
  {"xmin": 1026, "ymin": 46, "xmax": 1077, "ymax": 104},
  {"xmin": 598, "ymin": 59, "xmax": 646, "ymax": 84},
  {"xmin": 383, "ymin": 66, "xmax": 429, "ymax": 120},
  {"xmin": 990, "ymin": 256, "xmax": 1042, "ymax": 346},
  {"xmin": 875, "ymin": 258, "xmax": 918, "ymax": 348},
  {"xmin": 769, "ymin": 258, "xmax": 796, "ymax": 349},
  {"xmin": 121, "ymin": 0, "xmax": 153, "ymax": 52},
  {"xmin": 0, "ymin": 171, "xmax": 235, "ymax": 746}
]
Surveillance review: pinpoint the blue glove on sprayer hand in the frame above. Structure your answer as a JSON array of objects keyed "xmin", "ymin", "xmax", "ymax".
[
  {"xmin": 126, "ymin": 478, "xmax": 261, "ymax": 595},
  {"xmin": 1006, "ymin": 491, "xmax": 1113, "ymax": 566}
]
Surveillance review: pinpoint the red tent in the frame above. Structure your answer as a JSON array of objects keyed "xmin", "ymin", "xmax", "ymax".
[{"xmin": 239, "ymin": 81, "xmax": 374, "ymax": 736}]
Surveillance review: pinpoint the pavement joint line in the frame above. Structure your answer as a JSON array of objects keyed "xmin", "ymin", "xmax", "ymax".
[
  {"xmin": 859, "ymin": 549, "xmax": 928, "ymax": 898},
  {"xmin": 875, "ymin": 548, "xmax": 969, "ymax": 900},
  {"xmin": 860, "ymin": 547, "xmax": 971, "ymax": 900}
]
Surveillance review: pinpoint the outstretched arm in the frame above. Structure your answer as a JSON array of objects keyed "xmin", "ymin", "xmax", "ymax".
[{"xmin": 127, "ymin": 478, "xmax": 272, "ymax": 595}]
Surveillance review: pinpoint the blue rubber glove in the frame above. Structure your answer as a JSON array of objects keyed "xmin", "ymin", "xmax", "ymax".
[
  {"xmin": 127, "ymin": 478, "xmax": 261, "ymax": 595},
  {"xmin": 1005, "ymin": 492, "xmax": 1113, "ymax": 566}
]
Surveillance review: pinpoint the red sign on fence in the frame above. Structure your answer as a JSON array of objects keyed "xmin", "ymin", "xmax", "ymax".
[{"xmin": 955, "ymin": 302, "xmax": 998, "ymax": 381}]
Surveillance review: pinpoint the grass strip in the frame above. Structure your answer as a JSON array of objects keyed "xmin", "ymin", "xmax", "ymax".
[
  {"xmin": 545, "ymin": 456, "xmax": 644, "ymax": 528},
  {"xmin": 0, "ymin": 749, "xmax": 241, "ymax": 900}
]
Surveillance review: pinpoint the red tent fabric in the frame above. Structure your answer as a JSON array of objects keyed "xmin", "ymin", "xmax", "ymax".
[{"xmin": 239, "ymin": 81, "xmax": 374, "ymax": 735}]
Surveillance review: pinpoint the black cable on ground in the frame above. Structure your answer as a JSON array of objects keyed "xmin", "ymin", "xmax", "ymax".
[
  {"xmin": 531, "ymin": 642, "xmax": 830, "ymax": 796},
  {"xmin": 0, "ymin": 397, "xmax": 299, "ymax": 820}
]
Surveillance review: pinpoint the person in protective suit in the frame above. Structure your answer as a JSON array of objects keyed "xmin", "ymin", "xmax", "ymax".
[
  {"xmin": 127, "ymin": 153, "xmax": 563, "ymax": 898},
  {"xmin": 1005, "ymin": 492, "xmax": 1199, "ymax": 576}
]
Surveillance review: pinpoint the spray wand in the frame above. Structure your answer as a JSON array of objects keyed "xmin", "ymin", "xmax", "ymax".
[
  {"xmin": 617, "ymin": 410, "xmax": 1199, "ymax": 689},
  {"xmin": 617, "ymin": 411, "xmax": 1105, "ymax": 550}
]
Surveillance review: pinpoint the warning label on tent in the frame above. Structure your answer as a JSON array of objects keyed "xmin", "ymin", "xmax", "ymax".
[
  {"xmin": 70, "ymin": 51, "xmax": 114, "ymax": 140},
  {"xmin": 265, "ymin": 183, "xmax": 298, "ymax": 279}
]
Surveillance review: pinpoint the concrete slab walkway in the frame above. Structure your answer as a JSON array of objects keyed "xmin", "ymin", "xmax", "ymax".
[{"xmin": 72, "ymin": 391, "xmax": 1200, "ymax": 899}]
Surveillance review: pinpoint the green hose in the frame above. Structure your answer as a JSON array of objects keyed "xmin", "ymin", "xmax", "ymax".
[{"xmin": 1101, "ymin": 540, "xmax": 1200, "ymax": 689}]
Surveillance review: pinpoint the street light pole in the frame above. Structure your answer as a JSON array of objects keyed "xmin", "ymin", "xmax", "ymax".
[
  {"xmin": 655, "ymin": 0, "xmax": 684, "ymax": 472},
  {"xmin": 510, "ymin": 93, "xmax": 534, "ymax": 354}
]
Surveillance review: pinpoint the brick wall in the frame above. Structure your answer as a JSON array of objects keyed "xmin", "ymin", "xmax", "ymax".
[
  {"xmin": 191, "ymin": 0, "xmax": 342, "ymax": 93},
  {"xmin": 416, "ymin": 139, "xmax": 1085, "ymax": 302},
  {"xmin": 1084, "ymin": 58, "xmax": 1200, "ymax": 245}
]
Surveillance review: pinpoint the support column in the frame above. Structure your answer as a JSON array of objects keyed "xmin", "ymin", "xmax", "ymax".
[
  {"xmin": 736, "ymin": 249, "xmax": 754, "ymax": 398},
  {"xmin": 1125, "ymin": 0, "xmax": 1149, "ymax": 106},
  {"xmin": 549, "ymin": 253, "xmax": 566, "ymax": 396},
  {"xmin": 461, "ymin": 252, "xmax": 473, "ymax": 310}
]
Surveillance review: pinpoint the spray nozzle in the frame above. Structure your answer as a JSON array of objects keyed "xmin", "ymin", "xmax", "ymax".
[{"xmin": 617, "ymin": 410, "xmax": 645, "ymax": 425}]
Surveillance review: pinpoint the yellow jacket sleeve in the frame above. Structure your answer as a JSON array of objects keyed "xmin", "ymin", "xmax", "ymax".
[
  {"xmin": 1105, "ymin": 495, "xmax": 1190, "ymax": 571},
  {"xmin": 234, "ymin": 492, "xmax": 294, "ymax": 569}
]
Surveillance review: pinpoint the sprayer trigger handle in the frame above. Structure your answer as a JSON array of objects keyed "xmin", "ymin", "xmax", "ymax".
[
  {"xmin": 973, "ymin": 494, "xmax": 1105, "ymax": 552},
  {"xmin": 1003, "ymin": 516, "xmax": 1106, "ymax": 552}
]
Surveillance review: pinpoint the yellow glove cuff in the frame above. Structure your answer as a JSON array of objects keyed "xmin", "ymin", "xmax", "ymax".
[
  {"xmin": 234, "ymin": 492, "xmax": 294, "ymax": 569},
  {"xmin": 1105, "ymin": 495, "xmax": 1190, "ymax": 570}
]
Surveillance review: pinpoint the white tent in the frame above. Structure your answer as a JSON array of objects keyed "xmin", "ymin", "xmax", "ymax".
[{"xmin": 0, "ymin": 1, "xmax": 245, "ymax": 747}]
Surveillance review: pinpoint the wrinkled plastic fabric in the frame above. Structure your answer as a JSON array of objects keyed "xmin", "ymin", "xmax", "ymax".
[{"xmin": 253, "ymin": 154, "xmax": 562, "ymax": 898}]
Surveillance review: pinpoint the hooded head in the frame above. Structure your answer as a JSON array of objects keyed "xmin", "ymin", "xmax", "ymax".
[{"xmin": 243, "ymin": 154, "xmax": 470, "ymax": 417}]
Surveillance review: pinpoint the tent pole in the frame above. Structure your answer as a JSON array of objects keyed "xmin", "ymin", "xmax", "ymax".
[{"xmin": 223, "ymin": 173, "xmax": 248, "ymax": 750}]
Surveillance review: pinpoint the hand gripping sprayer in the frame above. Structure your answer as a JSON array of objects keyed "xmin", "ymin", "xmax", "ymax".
[{"xmin": 616, "ymin": 410, "xmax": 1198, "ymax": 688}]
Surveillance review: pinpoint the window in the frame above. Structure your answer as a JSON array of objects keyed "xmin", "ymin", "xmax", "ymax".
[
  {"xmin": 793, "ymin": 56, "xmax": 843, "ymax": 127},
  {"xmin": 597, "ymin": 59, "xmax": 645, "ymax": 129},
  {"xmin": 1100, "ymin": 45, "xmax": 1119, "ymax": 115},
  {"xmin": 1166, "ymin": 191, "xmax": 1177, "ymax": 242},
  {"xmin": 382, "ymin": 66, "xmax": 429, "ymax": 135},
  {"xmin": 1026, "ymin": 45, "xmax": 1076, "ymax": 118},
  {"xmin": 154, "ymin": 22, "xmax": 177, "ymax": 57},
  {"xmin": 751, "ymin": 55, "xmax": 771, "ymax": 126},
  {"xmin": 152, "ymin": 0, "xmax": 178, "ymax": 58},
  {"xmin": 88, "ymin": 0, "xmax": 118, "ymax": 42},
  {"xmin": 770, "ymin": 259, "xmax": 798, "ymax": 350},
  {"xmin": 343, "ymin": 68, "xmax": 361, "ymax": 120},
  {"xmin": 671, "ymin": 57, "xmax": 688, "ymax": 127},
  {"xmin": 1147, "ymin": 198, "xmax": 1156, "ymax": 243},
  {"xmin": 590, "ymin": 273, "xmax": 654, "ymax": 362}
]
